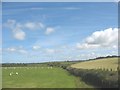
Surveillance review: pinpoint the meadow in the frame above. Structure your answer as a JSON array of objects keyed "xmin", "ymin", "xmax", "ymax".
[
  {"xmin": 2, "ymin": 57, "xmax": 118, "ymax": 88},
  {"xmin": 71, "ymin": 57, "xmax": 118, "ymax": 71},
  {"xmin": 2, "ymin": 66, "xmax": 92, "ymax": 88}
]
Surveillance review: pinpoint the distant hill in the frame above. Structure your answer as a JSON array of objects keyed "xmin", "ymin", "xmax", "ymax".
[{"xmin": 71, "ymin": 57, "xmax": 118, "ymax": 71}]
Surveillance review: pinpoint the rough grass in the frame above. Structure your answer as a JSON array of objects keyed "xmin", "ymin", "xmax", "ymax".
[
  {"xmin": 71, "ymin": 58, "xmax": 118, "ymax": 71},
  {"xmin": 2, "ymin": 67, "xmax": 93, "ymax": 88}
]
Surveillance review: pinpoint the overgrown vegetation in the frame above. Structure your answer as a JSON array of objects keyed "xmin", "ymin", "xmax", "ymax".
[{"xmin": 66, "ymin": 67, "xmax": 118, "ymax": 88}]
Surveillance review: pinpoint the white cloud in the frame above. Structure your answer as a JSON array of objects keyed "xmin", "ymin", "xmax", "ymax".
[
  {"xmin": 13, "ymin": 28, "xmax": 26, "ymax": 40},
  {"xmin": 45, "ymin": 27, "xmax": 55, "ymax": 35},
  {"xmin": 25, "ymin": 22, "xmax": 36, "ymax": 30},
  {"xmin": 32, "ymin": 41, "xmax": 42, "ymax": 50},
  {"xmin": 4, "ymin": 19, "xmax": 58, "ymax": 41},
  {"xmin": 85, "ymin": 28, "xmax": 118, "ymax": 46},
  {"xmin": 76, "ymin": 43, "xmax": 100, "ymax": 49},
  {"xmin": 6, "ymin": 47, "xmax": 16, "ymax": 52},
  {"xmin": 112, "ymin": 45, "xmax": 118, "ymax": 49},
  {"xmin": 76, "ymin": 28, "xmax": 118, "ymax": 49},
  {"xmin": 4, "ymin": 20, "xmax": 45, "ymax": 40},
  {"xmin": 4, "ymin": 19, "xmax": 16, "ymax": 29},
  {"xmin": 91, "ymin": 52, "xmax": 95, "ymax": 55},
  {"xmin": 33, "ymin": 45, "xmax": 41, "ymax": 50},
  {"xmin": 4, "ymin": 47, "xmax": 28, "ymax": 54},
  {"xmin": 4, "ymin": 20, "xmax": 44, "ymax": 31},
  {"xmin": 24, "ymin": 22, "xmax": 44, "ymax": 30},
  {"xmin": 4, "ymin": 19, "xmax": 26, "ymax": 40},
  {"xmin": 18, "ymin": 49, "xmax": 28, "ymax": 54},
  {"xmin": 46, "ymin": 48, "xmax": 55, "ymax": 53}
]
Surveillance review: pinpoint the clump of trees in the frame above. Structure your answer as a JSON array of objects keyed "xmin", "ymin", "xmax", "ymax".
[{"xmin": 47, "ymin": 61, "xmax": 78, "ymax": 69}]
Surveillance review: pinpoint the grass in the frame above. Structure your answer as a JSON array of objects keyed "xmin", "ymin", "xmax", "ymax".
[
  {"xmin": 71, "ymin": 57, "xmax": 118, "ymax": 71},
  {"xmin": 2, "ymin": 67, "xmax": 93, "ymax": 88}
]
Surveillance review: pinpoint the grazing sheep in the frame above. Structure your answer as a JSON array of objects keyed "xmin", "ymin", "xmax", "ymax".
[
  {"xmin": 9, "ymin": 73, "xmax": 12, "ymax": 76},
  {"xmin": 16, "ymin": 72, "xmax": 18, "ymax": 75}
]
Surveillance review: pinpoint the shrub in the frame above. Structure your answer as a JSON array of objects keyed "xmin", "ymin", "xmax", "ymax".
[{"xmin": 66, "ymin": 67, "xmax": 118, "ymax": 88}]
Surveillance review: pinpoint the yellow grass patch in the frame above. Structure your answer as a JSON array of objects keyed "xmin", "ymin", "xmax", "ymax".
[{"xmin": 71, "ymin": 58, "xmax": 118, "ymax": 71}]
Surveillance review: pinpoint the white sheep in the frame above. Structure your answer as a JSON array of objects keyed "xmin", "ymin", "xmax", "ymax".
[
  {"xmin": 9, "ymin": 73, "xmax": 12, "ymax": 76},
  {"xmin": 16, "ymin": 72, "xmax": 18, "ymax": 75}
]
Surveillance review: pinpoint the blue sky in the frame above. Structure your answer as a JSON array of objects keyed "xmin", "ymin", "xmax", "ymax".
[
  {"xmin": 2, "ymin": 2, "xmax": 118, "ymax": 63},
  {"xmin": 2, "ymin": 0, "xmax": 119, "ymax": 2}
]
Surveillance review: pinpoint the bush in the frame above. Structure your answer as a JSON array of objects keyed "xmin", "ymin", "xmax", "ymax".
[{"xmin": 66, "ymin": 67, "xmax": 118, "ymax": 88}]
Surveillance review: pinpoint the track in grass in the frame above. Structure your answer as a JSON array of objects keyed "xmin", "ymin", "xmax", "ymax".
[
  {"xmin": 71, "ymin": 57, "xmax": 118, "ymax": 71},
  {"xmin": 2, "ymin": 67, "xmax": 93, "ymax": 88}
]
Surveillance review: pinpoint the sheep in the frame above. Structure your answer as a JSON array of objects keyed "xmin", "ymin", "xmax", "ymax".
[
  {"xmin": 16, "ymin": 72, "xmax": 18, "ymax": 75},
  {"xmin": 9, "ymin": 73, "xmax": 12, "ymax": 76}
]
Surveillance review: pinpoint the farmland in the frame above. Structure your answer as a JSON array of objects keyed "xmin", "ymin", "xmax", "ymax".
[
  {"xmin": 2, "ymin": 66, "xmax": 93, "ymax": 88},
  {"xmin": 71, "ymin": 57, "xmax": 118, "ymax": 71},
  {"xmin": 2, "ymin": 57, "xmax": 119, "ymax": 88}
]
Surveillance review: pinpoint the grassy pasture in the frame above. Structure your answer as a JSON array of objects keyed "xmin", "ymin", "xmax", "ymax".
[
  {"xmin": 71, "ymin": 58, "xmax": 118, "ymax": 71},
  {"xmin": 2, "ymin": 67, "xmax": 92, "ymax": 88}
]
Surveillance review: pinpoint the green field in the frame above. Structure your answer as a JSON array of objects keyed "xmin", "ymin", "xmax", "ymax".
[
  {"xmin": 3, "ymin": 57, "xmax": 118, "ymax": 88},
  {"xmin": 71, "ymin": 58, "xmax": 118, "ymax": 71},
  {"xmin": 2, "ymin": 67, "xmax": 93, "ymax": 88}
]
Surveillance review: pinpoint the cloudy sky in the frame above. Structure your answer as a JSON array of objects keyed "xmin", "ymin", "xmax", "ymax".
[{"xmin": 2, "ymin": 2, "xmax": 118, "ymax": 63}]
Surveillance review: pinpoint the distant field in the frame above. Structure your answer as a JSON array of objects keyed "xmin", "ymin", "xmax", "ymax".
[
  {"xmin": 71, "ymin": 58, "xmax": 118, "ymax": 71},
  {"xmin": 2, "ymin": 67, "xmax": 92, "ymax": 88}
]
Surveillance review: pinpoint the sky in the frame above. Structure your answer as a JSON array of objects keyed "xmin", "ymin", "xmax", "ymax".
[
  {"xmin": 1, "ymin": 2, "xmax": 118, "ymax": 63},
  {"xmin": 2, "ymin": 0, "xmax": 120, "ymax": 2}
]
